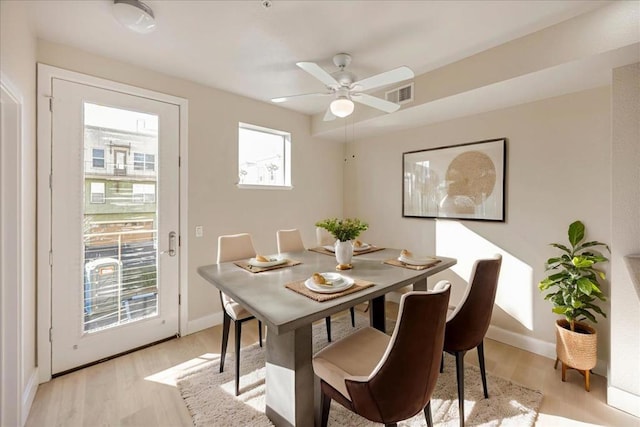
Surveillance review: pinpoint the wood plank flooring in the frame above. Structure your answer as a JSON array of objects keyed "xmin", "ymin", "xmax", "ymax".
[{"xmin": 26, "ymin": 306, "xmax": 638, "ymax": 427}]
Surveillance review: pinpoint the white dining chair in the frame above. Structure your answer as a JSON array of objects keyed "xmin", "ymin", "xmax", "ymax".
[
  {"xmin": 316, "ymin": 226, "xmax": 335, "ymax": 247},
  {"xmin": 217, "ymin": 233, "xmax": 263, "ymax": 396}
]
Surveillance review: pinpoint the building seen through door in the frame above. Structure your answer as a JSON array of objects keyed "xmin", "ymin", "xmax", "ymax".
[{"xmin": 82, "ymin": 104, "xmax": 159, "ymax": 332}]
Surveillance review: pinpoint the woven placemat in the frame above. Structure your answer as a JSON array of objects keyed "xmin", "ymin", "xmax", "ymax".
[
  {"xmin": 285, "ymin": 278, "xmax": 374, "ymax": 302},
  {"xmin": 234, "ymin": 259, "xmax": 301, "ymax": 273},
  {"xmin": 308, "ymin": 246, "xmax": 385, "ymax": 256},
  {"xmin": 308, "ymin": 247, "xmax": 336, "ymax": 256},
  {"xmin": 383, "ymin": 258, "xmax": 441, "ymax": 270}
]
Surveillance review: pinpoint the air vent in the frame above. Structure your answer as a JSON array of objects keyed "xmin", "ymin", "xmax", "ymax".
[{"xmin": 385, "ymin": 83, "xmax": 414, "ymax": 105}]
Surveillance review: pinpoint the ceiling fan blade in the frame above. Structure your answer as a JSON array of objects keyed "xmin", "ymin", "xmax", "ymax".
[
  {"xmin": 296, "ymin": 62, "xmax": 340, "ymax": 88},
  {"xmin": 323, "ymin": 106, "xmax": 336, "ymax": 121},
  {"xmin": 271, "ymin": 92, "xmax": 331, "ymax": 103},
  {"xmin": 352, "ymin": 93, "xmax": 401, "ymax": 113},
  {"xmin": 353, "ymin": 66, "xmax": 414, "ymax": 92}
]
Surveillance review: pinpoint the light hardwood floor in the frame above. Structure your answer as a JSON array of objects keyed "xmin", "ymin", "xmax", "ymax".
[{"xmin": 26, "ymin": 306, "xmax": 638, "ymax": 427}]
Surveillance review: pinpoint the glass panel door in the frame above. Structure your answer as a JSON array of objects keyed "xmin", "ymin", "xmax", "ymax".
[{"xmin": 51, "ymin": 79, "xmax": 180, "ymax": 374}]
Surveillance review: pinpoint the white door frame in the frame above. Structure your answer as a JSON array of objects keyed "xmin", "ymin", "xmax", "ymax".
[
  {"xmin": 1, "ymin": 72, "xmax": 24, "ymax": 427},
  {"xmin": 37, "ymin": 64, "xmax": 189, "ymax": 382}
]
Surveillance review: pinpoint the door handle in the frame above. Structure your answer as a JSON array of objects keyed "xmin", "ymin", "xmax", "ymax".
[{"xmin": 161, "ymin": 231, "xmax": 177, "ymax": 256}]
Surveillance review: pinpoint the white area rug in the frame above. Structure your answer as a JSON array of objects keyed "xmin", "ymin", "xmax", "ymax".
[{"xmin": 177, "ymin": 314, "xmax": 542, "ymax": 426}]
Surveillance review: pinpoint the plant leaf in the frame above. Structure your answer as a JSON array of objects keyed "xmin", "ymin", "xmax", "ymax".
[
  {"xmin": 577, "ymin": 278, "xmax": 593, "ymax": 295},
  {"xmin": 572, "ymin": 257, "xmax": 594, "ymax": 268},
  {"xmin": 568, "ymin": 221, "xmax": 585, "ymax": 247},
  {"xmin": 550, "ymin": 243, "xmax": 571, "ymax": 254}
]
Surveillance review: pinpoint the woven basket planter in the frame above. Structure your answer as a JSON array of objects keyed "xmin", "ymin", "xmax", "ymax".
[{"xmin": 555, "ymin": 319, "xmax": 597, "ymax": 371}]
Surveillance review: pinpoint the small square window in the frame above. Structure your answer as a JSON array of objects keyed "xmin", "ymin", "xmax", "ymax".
[
  {"xmin": 90, "ymin": 182, "xmax": 105, "ymax": 204},
  {"xmin": 134, "ymin": 152, "xmax": 155, "ymax": 171},
  {"xmin": 92, "ymin": 149, "xmax": 105, "ymax": 168},
  {"xmin": 145, "ymin": 154, "xmax": 155, "ymax": 171},
  {"xmin": 132, "ymin": 183, "xmax": 156, "ymax": 203},
  {"xmin": 238, "ymin": 123, "xmax": 291, "ymax": 188},
  {"xmin": 134, "ymin": 153, "xmax": 145, "ymax": 170}
]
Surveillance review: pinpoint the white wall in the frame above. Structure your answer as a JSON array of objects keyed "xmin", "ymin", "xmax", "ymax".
[
  {"xmin": 36, "ymin": 41, "xmax": 344, "ymax": 328},
  {"xmin": 345, "ymin": 87, "xmax": 614, "ymax": 367},
  {"xmin": 0, "ymin": 0, "xmax": 38, "ymax": 424},
  {"xmin": 609, "ymin": 62, "xmax": 640, "ymax": 416}
]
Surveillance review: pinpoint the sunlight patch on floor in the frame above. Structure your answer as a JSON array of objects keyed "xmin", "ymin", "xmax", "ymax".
[{"xmin": 145, "ymin": 352, "xmax": 220, "ymax": 386}]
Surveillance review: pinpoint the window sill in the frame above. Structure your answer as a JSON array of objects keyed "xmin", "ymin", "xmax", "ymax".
[{"xmin": 236, "ymin": 184, "xmax": 293, "ymax": 191}]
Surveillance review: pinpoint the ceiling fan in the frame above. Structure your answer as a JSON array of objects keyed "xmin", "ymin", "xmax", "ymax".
[{"xmin": 271, "ymin": 53, "xmax": 415, "ymax": 121}]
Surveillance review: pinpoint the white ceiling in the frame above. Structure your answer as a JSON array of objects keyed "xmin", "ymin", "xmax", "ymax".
[{"xmin": 26, "ymin": 0, "xmax": 627, "ymax": 135}]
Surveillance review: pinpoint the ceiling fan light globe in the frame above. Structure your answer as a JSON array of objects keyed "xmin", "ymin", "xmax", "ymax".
[{"xmin": 330, "ymin": 98, "xmax": 354, "ymax": 118}]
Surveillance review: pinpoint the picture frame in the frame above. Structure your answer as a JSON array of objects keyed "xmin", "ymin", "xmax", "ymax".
[{"xmin": 402, "ymin": 138, "xmax": 506, "ymax": 222}]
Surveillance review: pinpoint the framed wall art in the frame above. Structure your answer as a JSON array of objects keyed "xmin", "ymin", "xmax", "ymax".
[{"xmin": 402, "ymin": 138, "xmax": 506, "ymax": 222}]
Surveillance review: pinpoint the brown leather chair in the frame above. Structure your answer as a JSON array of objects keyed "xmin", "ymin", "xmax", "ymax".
[
  {"xmin": 441, "ymin": 254, "xmax": 502, "ymax": 427},
  {"xmin": 313, "ymin": 283, "xmax": 451, "ymax": 427},
  {"xmin": 217, "ymin": 233, "xmax": 263, "ymax": 396},
  {"xmin": 277, "ymin": 228, "xmax": 355, "ymax": 342}
]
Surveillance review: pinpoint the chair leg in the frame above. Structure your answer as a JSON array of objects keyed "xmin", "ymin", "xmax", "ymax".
[
  {"xmin": 477, "ymin": 342, "xmax": 489, "ymax": 398},
  {"xmin": 454, "ymin": 351, "xmax": 465, "ymax": 427},
  {"xmin": 219, "ymin": 312, "xmax": 231, "ymax": 373},
  {"xmin": 325, "ymin": 316, "xmax": 332, "ymax": 342},
  {"xmin": 350, "ymin": 307, "xmax": 356, "ymax": 327},
  {"xmin": 234, "ymin": 320, "xmax": 242, "ymax": 396},
  {"xmin": 424, "ymin": 401, "xmax": 433, "ymax": 427},
  {"xmin": 258, "ymin": 320, "xmax": 263, "ymax": 347},
  {"xmin": 440, "ymin": 352, "xmax": 444, "ymax": 373},
  {"xmin": 320, "ymin": 389, "xmax": 331, "ymax": 427}
]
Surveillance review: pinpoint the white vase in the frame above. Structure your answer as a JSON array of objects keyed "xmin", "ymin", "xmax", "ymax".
[{"xmin": 335, "ymin": 240, "xmax": 353, "ymax": 265}]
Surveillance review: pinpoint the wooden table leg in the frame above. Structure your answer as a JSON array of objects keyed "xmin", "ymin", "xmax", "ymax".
[{"xmin": 585, "ymin": 369, "xmax": 591, "ymax": 391}]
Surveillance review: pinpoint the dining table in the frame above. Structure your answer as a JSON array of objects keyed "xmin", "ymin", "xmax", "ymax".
[{"xmin": 197, "ymin": 247, "xmax": 457, "ymax": 427}]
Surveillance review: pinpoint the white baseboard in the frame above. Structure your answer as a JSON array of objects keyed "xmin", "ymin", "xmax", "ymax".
[
  {"xmin": 22, "ymin": 367, "xmax": 39, "ymax": 426},
  {"xmin": 185, "ymin": 311, "xmax": 223, "ymax": 335},
  {"xmin": 608, "ymin": 386, "xmax": 640, "ymax": 417},
  {"xmin": 486, "ymin": 325, "xmax": 607, "ymax": 376},
  {"xmin": 487, "ymin": 325, "xmax": 556, "ymax": 360}
]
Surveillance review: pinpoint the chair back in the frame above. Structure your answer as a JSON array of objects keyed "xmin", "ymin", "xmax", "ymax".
[
  {"xmin": 276, "ymin": 229, "xmax": 305, "ymax": 253},
  {"xmin": 345, "ymin": 286, "xmax": 451, "ymax": 423},
  {"xmin": 316, "ymin": 227, "xmax": 334, "ymax": 246},
  {"xmin": 217, "ymin": 233, "xmax": 256, "ymax": 263},
  {"xmin": 444, "ymin": 254, "xmax": 502, "ymax": 352}
]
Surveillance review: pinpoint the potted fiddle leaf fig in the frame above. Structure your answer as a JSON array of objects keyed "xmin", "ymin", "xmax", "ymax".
[{"xmin": 538, "ymin": 220, "xmax": 609, "ymax": 390}]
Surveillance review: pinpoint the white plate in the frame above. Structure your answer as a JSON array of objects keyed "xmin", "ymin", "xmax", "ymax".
[
  {"xmin": 322, "ymin": 245, "xmax": 335, "ymax": 252},
  {"xmin": 248, "ymin": 257, "xmax": 287, "ymax": 268},
  {"xmin": 398, "ymin": 255, "xmax": 437, "ymax": 266},
  {"xmin": 304, "ymin": 273, "xmax": 354, "ymax": 294},
  {"xmin": 353, "ymin": 243, "xmax": 371, "ymax": 251}
]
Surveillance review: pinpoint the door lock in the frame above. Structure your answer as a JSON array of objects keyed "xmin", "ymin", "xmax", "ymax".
[{"xmin": 161, "ymin": 231, "xmax": 177, "ymax": 256}]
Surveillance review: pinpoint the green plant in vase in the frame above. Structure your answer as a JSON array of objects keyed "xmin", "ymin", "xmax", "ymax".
[
  {"xmin": 315, "ymin": 217, "xmax": 369, "ymax": 242},
  {"xmin": 538, "ymin": 220, "xmax": 609, "ymax": 331},
  {"xmin": 316, "ymin": 218, "xmax": 368, "ymax": 267},
  {"xmin": 538, "ymin": 220, "xmax": 609, "ymax": 390}
]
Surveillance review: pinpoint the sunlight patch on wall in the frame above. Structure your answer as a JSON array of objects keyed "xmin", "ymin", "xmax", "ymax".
[{"xmin": 436, "ymin": 220, "xmax": 534, "ymax": 330}]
